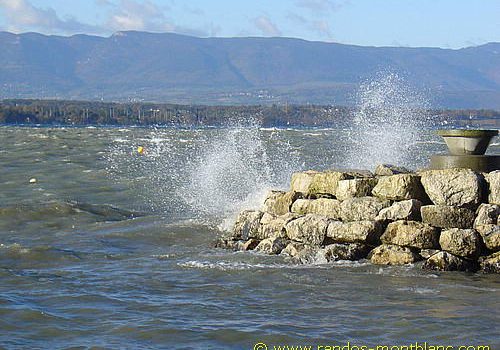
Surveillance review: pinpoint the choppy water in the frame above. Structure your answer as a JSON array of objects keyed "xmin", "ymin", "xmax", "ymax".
[{"xmin": 0, "ymin": 126, "xmax": 499, "ymax": 350}]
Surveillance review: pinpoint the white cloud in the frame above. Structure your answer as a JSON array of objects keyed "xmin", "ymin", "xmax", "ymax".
[
  {"xmin": 253, "ymin": 15, "xmax": 281, "ymax": 37},
  {"xmin": 288, "ymin": 12, "xmax": 333, "ymax": 40},
  {"xmin": 0, "ymin": 0, "xmax": 101, "ymax": 34},
  {"xmin": 295, "ymin": 0, "xmax": 347, "ymax": 13},
  {"xmin": 106, "ymin": 0, "xmax": 173, "ymax": 32}
]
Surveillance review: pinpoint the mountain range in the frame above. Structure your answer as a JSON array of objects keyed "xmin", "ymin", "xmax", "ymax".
[{"xmin": 0, "ymin": 31, "xmax": 499, "ymax": 108}]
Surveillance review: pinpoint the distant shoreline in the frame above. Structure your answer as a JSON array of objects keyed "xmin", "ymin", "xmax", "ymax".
[{"xmin": 1, "ymin": 99, "xmax": 499, "ymax": 128}]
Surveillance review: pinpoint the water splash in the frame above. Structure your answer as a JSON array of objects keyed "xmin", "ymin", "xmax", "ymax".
[
  {"xmin": 342, "ymin": 72, "xmax": 431, "ymax": 169},
  {"xmin": 106, "ymin": 122, "xmax": 299, "ymax": 229},
  {"xmin": 181, "ymin": 122, "xmax": 298, "ymax": 230}
]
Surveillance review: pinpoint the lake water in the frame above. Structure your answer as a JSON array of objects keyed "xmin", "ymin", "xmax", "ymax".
[{"xmin": 0, "ymin": 126, "xmax": 499, "ymax": 349}]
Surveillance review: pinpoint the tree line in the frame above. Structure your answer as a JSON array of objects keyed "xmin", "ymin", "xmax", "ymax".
[{"xmin": 0, "ymin": 99, "xmax": 498, "ymax": 127}]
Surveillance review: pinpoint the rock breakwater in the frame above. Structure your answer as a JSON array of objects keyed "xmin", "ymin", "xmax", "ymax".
[{"xmin": 216, "ymin": 165, "xmax": 500, "ymax": 273}]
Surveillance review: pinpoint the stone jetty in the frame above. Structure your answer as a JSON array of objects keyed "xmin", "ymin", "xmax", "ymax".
[{"xmin": 216, "ymin": 165, "xmax": 500, "ymax": 273}]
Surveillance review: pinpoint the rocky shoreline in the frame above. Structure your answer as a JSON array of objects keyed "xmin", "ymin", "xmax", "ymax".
[{"xmin": 216, "ymin": 165, "xmax": 500, "ymax": 273}]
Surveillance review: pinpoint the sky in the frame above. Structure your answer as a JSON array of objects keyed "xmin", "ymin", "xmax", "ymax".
[{"xmin": 0, "ymin": 0, "xmax": 498, "ymax": 48}]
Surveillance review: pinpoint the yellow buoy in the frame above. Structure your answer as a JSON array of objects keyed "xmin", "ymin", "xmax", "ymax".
[{"xmin": 137, "ymin": 146, "xmax": 144, "ymax": 154}]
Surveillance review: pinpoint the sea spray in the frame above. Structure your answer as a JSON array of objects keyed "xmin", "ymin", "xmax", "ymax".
[
  {"xmin": 342, "ymin": 71, "xmax": 432, "ymax": 169},
  {"xmin": 181, "ymin": 121, "xmax": 299, "ymax": 231},
  {"xmin": 105, "ymin": 123, "xmax": 299, "ymax": 229}
]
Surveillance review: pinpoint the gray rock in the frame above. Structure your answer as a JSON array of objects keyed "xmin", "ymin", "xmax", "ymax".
[
  {"xmin": 372, "ymin": 174, "xmax": 427, "ymax": 201},
  {"xmin": 475, "ymin": 224, "xmax": 500, "ymax": 252},
  {"xmin": 420, "ymin": 249, "xmax": 440, "ymax": 259},
  {"xmin": 327, "ymin": 220, "xmax": 384, "ymax": 245},
  {"xmin": 285, "ymin": 214, "xmax": 329, "ymax": 246},
  {"xmin": 321, "ymin": 243, "xmax": 371, "ymax": 262},
  {"xmin": 474, "ymin": 203, "xmax": 500, "ymax": 227},
  {"xmin": 439, "ymin": 228, "xmax": 483, "ymax": 259},
  {"xmin": 258, "ymin": 212, "xmax": 300, "ymax": 240},
  {"xmin": 420, "ymin": 168, "xmax": 484, "ymax": 207},
  {"xmin": 381, "ymin": 220, "xmax": 440, "ymax": 249},
  {"xmin": 290, "ymin": 170, "xmax": 350, "ymax": 197},
  {"xmin": 233, "ymin": 210, "xmax": 264, "ymax": 240},
  {"xmin": 485, "ymin": 170, "xmax": 500, "ymax": 205},
  {"xmin": 369, "ymin": 244, "xmax": 421, "ymax": 265},
  {"xmin": 376, "ymin": 199, "xmax": 422, "ymax": 221},
  {"xmin": 255, "ymin": 237, "xmax": 288, "ymax": 255},
  {"xmin": 339, "ymin": 197, "xmax": 391, "ymax": 222},
  {"xmin": 421, "ymin": 205, "xmax": 475, "ymax": 229},
  {"xmin": 241, "ymin": 239, "xmax": 260, "ymax": 251},
  {"xmin": 422, "ymin": 251, "xmax": 477, "ymax": 272},
  {"xmin": 375, "ymin": 164, "xmax": 411, "ymax": 176},
  {"xmin": 215, "ymin": 238, "xmax": 245, "ymax": 251},
  {"xmin": 290, "ymin": 198, "xmax": 341, "ymax": 220},
  {"xmin": 336, "ymin": 178, "xmax": 378, "ymax": 201},
  {"xmin": 479, "ymin": 251, "xmax": 500, "ymax": 273},
  {"xmin": 281, "ymin": 241, "xmax": 308, "ymax": 258},
  {"xmin": 262, "ymin": 190, "xmax": 299, "ymax": 216}
]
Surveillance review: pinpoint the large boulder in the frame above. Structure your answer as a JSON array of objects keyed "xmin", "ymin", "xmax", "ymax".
[
  {"xmin": 369, "ymin": 244, "xmax": 421, "ymax": 265},
  {"xmin": 474, "ymin": 204, "xmax": 500, "ymax": 227},
  {"xmin": 336, "ymin": 178, "xmax": 378, "ymax": 201},
  {"xmin": 421, "ymin": 205, "xmax": 475, "ymax": 229},
  {"xmin": 422, "ymin": 251, "xmax": 477, "ymax": 272},
  {"xmin": 381, "ymin": 220, "xmax": 440, "ymax": 249},
  {"xmin": 475, "ymin": 224, "xmax": 500, "ymax": 252},
  {"xmin": 479, "ymin": 251, "xmax": 500, "ymax": 273},
  {"xmin": 372, "ymin": 174, "xmax": 427, "ymax": 201},
  {"xmin": 326, "ymin": 220, "xmax": 384, "ymax": 245},
  {"xmin": 258, "ymin": 212, "xmax": 301, "ymax": 240},
  {"xmin": 255, "ymin": 237, "xmax": 288, "ymax": 255},
  {"xmin": 439, "ymin": 228, "xmax": 483, "ymax": 259},
  {"xmin": 321, "ymin": 243, "xmax": 371, "ymax": 262},
  {"xmin": 290, "ymin": 198, "xmax": 341, "ymax": 220},
  {"xmin": 233, "ymin": 210, "xmax": 264, "ymax": 240},
  {"xmin": 485, "ymin": 170, "xmax": 500, "ymax": 205},
  {"xmin": 420, "ymin": 168, "xmax": 484, "ymax": 207},
  {"xmin": 262, "ymin": 191, "xmax": 299, "ymax": 216},
  {"xmin": 375, "ymin": 164, "xmax": 411, "ymax": 176},
  {"xmin": 290, "ymin": 170, "xmax": 350, "ymax": 197},
  {"xmin": 339, "ymin": 197, "xmax": 391, "ymax": 222},
  {"xmin": 285, "ymin": 214, "xmax": 329, "ymax": 246},
  {"xmin": 376, "ymin": 199, "xmax": 422, "ymax": 221}
]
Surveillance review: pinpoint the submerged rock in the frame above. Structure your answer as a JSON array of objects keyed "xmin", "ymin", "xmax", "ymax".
[
  {"xmin": 474, "ymin": 203, "xmax": 500, "ymax": 227},
  {"xmin": 381, "ymin": 220, "xmax": 440, "ymax": 249},
  {"xmin": 369, "ymin": 244, "xmax": 421, "ymax": 265},
  {"xmin": 215, "ymin": 238, "xmax": 245, "ymax": 251},
  {"xmin": 291, "ymin": 198, "xmax": 341, "ymax": 220},
  {"xmin": 422, "ymin": 251, "xmax": 477, "ymax": 272},
  {"xmin": 376, "ymin": 199, "xmax": 422, "ymax": 222},
  {"xmin": 475, "ymin": 224, "xmax": 500, "ymax": 252},
  {"xmin": 255, "ymin": 237, "xmax": 288, "ymax": 255},
  {"xmin": 321, "ymin": 243, "xmax": 371, "ymax": 262},
  {"xmin": 285, "ymin": 214, "xmax": 329, "ymax": 246},
  {"xmin": 327, "ymin": 220, "xmax": 384, "ymax": 245},
  {"xmin": 485, "ymin": 170, "xmax": 500, "ymax": 205},
  {"xmin": 421, "ymin": 205, "xmax": 475, "ymax": 229},
  {"xmin": 233, "ymin": 210, "xmax": 264, "ymax": 240},
  {"xmin": 439, "ymin": 228, "xmax": 483, "ymax": 259},
  {"xmin": 263, "ymin": 191, "xmax": 299, "ymax": 216},
  {"xmin": 339, "ymin": 197, "xmax": 391, "ymax": 222},
  {"xmin": 375, "ymin": 164, "xmax": 411, "ymax": 176},
  {"xmin": 479, "ymin": 251, "xmax": 500, "ymax": 273},
  {"xmin": 420, "ymin": 168, "xmax": 484, "ymax": 207},
  {"xmin": 336, "ymin": 178, "xmax": 378, "ymax": 201},
  {"xmin": 372, "ymin": 174, "xmax": 427, "ymax": 201}
]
